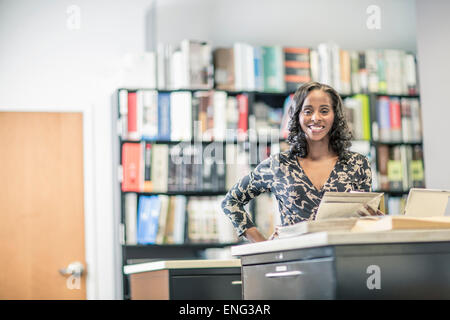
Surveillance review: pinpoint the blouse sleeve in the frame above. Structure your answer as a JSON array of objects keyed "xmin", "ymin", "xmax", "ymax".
[
  {"xmin": 355, "ymin": 154, "xmax": 372, "ymax": 192},
  {"xmin": 221, "ymin": 156, "xmax": 274, "ymax": 237}
]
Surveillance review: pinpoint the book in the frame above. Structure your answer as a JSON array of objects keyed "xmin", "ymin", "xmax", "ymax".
[
  {"xmin": 173, "ymin": 195, "xmax": 187, "ymax": 244},
  {"xmin": 376, "ymin": 50, "xmax": 387, "ymax": 94},
  {"xmin": 151, "ymin": 144, "xmax": 169, "ymax": 193},
  {"xmin": 411, "ymin": 146, "xmax": 425, "ymax": 188},
  {"xmin": 318, "ymin": 43, "xmax": 332, "ymax": 87},
  {"xmin": 124, "ymin": 193, "xmax": 138, "ymax": 245},
  {"xmin": 400, "ymin": 98, "xmax": 413, "ymax": 142},
  {"xmin": 377, "ymin": 96, "xmax": 391, "ymax": 142},
  {"xmin": 309, "ymin": 49, "xmax": 320, "ymax": 82},
  {"xmin": 118, "ymin": 89, "xmax": 128, "ymax": 138},
  {"xmin": 366, "ymin": 49, "xmax": 379, "ymax": 93},
  {"xmin": 355, "ymin": 94, "xmax": 371, "ymax": 141},
  {"xmin": 283, "ymin": 47, "xmax": 311, "ymax": 93},
  {"xmin": 254, "ymin": 46, "xmax": 265, "ymax": 92},
  {"xmin": 377, "ymin": 144, "xmax": 390, "ymax": 190},
  {"xmin": 213, "ymin": 91, "xmax": 227, "ymax": 141},
  {"xmin": 137, "ymin": 195, "xmax": 160, "ymax": 244},
  {"xmin": 237, "ymin": 94, "xmax": 249, "ymax": 141},
  {"xmin": 141, "ymin": 90, "xmax": 159, "ymax": 141},
  {"xmin": 410, "ymin": 98, "xmax": 422, "ymax": 142},
  {"xmin": 339, "ymin": 49, "xmax": 351, "ymax": 95},
  {"xmin": 404, "ymin": 53, "xmax": 418, "ymax": 95},
  {"xmin": 155, "ymin": 195, "xmax": 170, "ymax": 244},
  {"xmin": 351, "ymin": 216, "xmax": 450, "ymax": 233},
  {"xmin": 404, "ymin": 188, "xmax": 450, "ymax": 217},
  {"xmin": 181, "ymin": 39, "xmax": 214, "ymax": 89},
  {"xmin": 170, "ymin": 91, "xmax": 192, "ymax": 141},
  {"xmin": 157, "ymin": 92, "xmax": 171, "ymax": 141},
  {"xmin": 164, "ymin": 196, "xmax": 177, "ymax": 244},
  {"xmin": 389, "ymin": 97, "xmax": 402, "ymax": 142},
  {"xmin": 143, "ymin": 142, "xmax": 153, "ymax": 192},
  {"xmin": 387, "ymin": 146, "xmax": 403, "ymax": 191},
  {"xmin": 121, "ymin": 142, "xmax": 142, "ymax": 192},
  {"xmin": 358, "ymin": 51, "xmax": 368, "ymax": 93},
  {"xmin": 127, "ymin": 91, "xmax": 140, "ymax": 140},
  {"xmin": 350, "ymin": 51, "xmax": 360, "ymax": 94},
  {"xmin": 213, "ymin": 48, "xmax": 235, "ymax": 91},
  {"xmin": 315, "ymin": 192, "xmax": 384, "ymax": 220},
  {"xmin": 262, "ymin": 45, "xmax": 285, "ymax": 93},
  {"xmin": 225, "ymin": 96, "xmax": 239, "ymax": 141},
  {"xmin": 343, "ymin": 97, "xmax": 363, "ymax": 139},
  {"xmin": 277, "ymin": 217, "xmax": 365, "ymax": 238}
]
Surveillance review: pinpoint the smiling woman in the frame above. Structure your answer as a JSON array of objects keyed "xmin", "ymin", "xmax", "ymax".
[{"xmin": 221, "ymin": 82, "xmax": 383, "ymax": 243}]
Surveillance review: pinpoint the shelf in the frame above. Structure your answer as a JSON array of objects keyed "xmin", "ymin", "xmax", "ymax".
[
  {"xmin": 117, "ymin": 88, "xmax": 420, "ymax": 98},
  {"xmin": 123, "ymin": 190, "xmax": 228, "ymax": 196},
  {"xmin": 119, "ymin": 138, "xmax": 285, "ymax": 145},
  {"xmin": 124, "ymin": 242, "xmax": 240, "ymax": 249},
  {"xmin": 120, "ymin": 138, "xmax": 422, "ymax": 146},
  {"xmin": 375, "ymin": 190, "xmax": 410, "ymax": 196},
  {"xmin": 374, "ymin": 93, "xmax": 420, "ymax": 98},
  {"xmin": 371, "ymin": 141, "xmax": 423, "ymax": 146}
]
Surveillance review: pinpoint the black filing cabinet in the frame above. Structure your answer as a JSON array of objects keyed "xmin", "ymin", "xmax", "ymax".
[{"xmin": 240, "ymin": 242, "xmax": 450, "ymax": 299}]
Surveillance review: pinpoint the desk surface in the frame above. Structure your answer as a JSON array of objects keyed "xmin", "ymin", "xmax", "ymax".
[
  {"xmin": 231, "ymin": 229, "xmax": 450, "ymax": 257},
  {"xmin": 124, "ymin": 259, "xmax": 241, "ymax": 275}
]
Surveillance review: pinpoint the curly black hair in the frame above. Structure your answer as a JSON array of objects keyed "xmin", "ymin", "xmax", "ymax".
[{"xmin": 287, "ymin": 82, "xmax": 353, "ymax": 160}]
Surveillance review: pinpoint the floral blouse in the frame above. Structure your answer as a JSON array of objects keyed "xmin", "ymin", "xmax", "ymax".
[{"xmin": 221, "ymin": 150, "xmax": 372, "ymax": 237}]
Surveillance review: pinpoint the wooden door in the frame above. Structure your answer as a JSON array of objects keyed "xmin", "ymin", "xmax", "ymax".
[{"xmin": 0, "ymin": 112, "xmax": 86, "ymax": 299}]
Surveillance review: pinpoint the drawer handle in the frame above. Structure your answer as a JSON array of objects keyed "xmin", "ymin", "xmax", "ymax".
[
  {"xmin": 231, "ymin": 280, "xmax": 242, "ymax": 285},
  {"xmin": 265, "ymin": 270, "xmax": 303, "ymax": 278}
]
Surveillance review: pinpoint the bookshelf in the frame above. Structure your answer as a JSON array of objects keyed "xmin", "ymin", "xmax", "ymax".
[{"xmin": 113, "ymin": 40, "xmax": 425, "ymax": 299}]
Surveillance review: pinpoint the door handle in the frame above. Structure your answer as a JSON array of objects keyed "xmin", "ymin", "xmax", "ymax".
[
  {"xmin": 59, "ymin": 261, "xmax": 85, "ymax": 277},
  {"xmin": 265, "ymin": 270, "xmax": 303, "ymax": 278}
]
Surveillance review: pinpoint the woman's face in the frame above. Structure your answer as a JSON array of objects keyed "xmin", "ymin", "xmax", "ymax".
[{"xmin": 299, "ymin": 89, "xmax": 335, "ymax": 142}]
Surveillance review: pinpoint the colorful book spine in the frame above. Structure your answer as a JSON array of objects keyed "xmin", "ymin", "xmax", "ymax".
[
  {"xmin": 283, "ymin": 47, "xmax": 311, "ymax": 93},
  {"xmin": 137, "ymin": 195, "xmax": 160, "ymax": 244},
  {"xmin": 237, "ymin": 94, "xmax": 249, "ymax": 140},
  {"xmin": 127, "ymin": 91, "xmax": 139, "ymax": 140},
  {"xmin": 121, "ymin": 142, "xmax": 142, "ymax": 192},
  {"xmin": 157, "ymin": 92, "xmax": 171, "ymax": 141},
  {"xmin": 389, "ymin": 98, "xmax": 402, "ymax": 142},
  {"xmin": 377, "ymin": 96, "xmax": 391, "ymax": 142}
]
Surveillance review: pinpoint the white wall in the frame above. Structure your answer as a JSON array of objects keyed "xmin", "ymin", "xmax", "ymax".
[
  {"xmin": 153, "ymin": 0, "xmax": 417, "ymax": 51},
  {"xmin": 416, "ymin": 0, "xmax": 450, "ymax": 189},
  {"xmin": 0, "ymin": 0, "xmax": 155, "ymax": 300}
]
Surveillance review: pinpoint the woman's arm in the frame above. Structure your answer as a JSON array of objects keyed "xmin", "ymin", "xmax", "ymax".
[
  {"xmin": 221, "ymin": 157, "xmax": 274, "ymax": 241},
  {"xmin": 244, "ymin": 227, "xmax": 267, "ymax": 243}
]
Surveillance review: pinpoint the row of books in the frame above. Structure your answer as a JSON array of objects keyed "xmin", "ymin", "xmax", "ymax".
[
  {"xmin": 119, "ymin": 89, "xmax": 249, "ymax": 142},
  {"xmin": 121, "ymin": 141, "xmax": 278, "ymax": 193},
  {"xmin": 315, "ymin": 43, "xmax": 418, "ymax": 96},
  {"xmin": 343, "ymin": 94, "xmax": 371, "ymax": 141},
  {"xmin": 122, "ymin": 40, "xmax": 418, "ymax": 97},
  {"xmin": 123, "ymin": 194, "xmax": 238, "ymax": 245},
  {"xmin": 372, "ymin": 96, "xmax": 422, "ymax": 143},
  {"xmin": 280, "ymin": 93, "xmax": 423, "ymax": 143},
  {"xmin": 120, "ymin": 88, "xmax": 423, "ymax": 145},
  {"xmin": 370, "ymin": 144, "xmax": 425, "ymax": 192},
  {"xmin": 122, "ymin": 140, "xmax": 424, "ymax": 196}
]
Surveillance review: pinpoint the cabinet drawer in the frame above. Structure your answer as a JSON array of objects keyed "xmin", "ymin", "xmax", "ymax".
[
  {"xmin": 171, "ymin": 274, "xmax": 242, "ymax": 300},
  {"xmin": 243, "ymin": 257, "xmax": 335, "ymax": 300}
]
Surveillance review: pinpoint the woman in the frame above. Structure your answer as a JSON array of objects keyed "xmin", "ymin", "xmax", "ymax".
[{"xmin": 221, "ymin": 82, "xmax": 383, "ymax": 243}]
